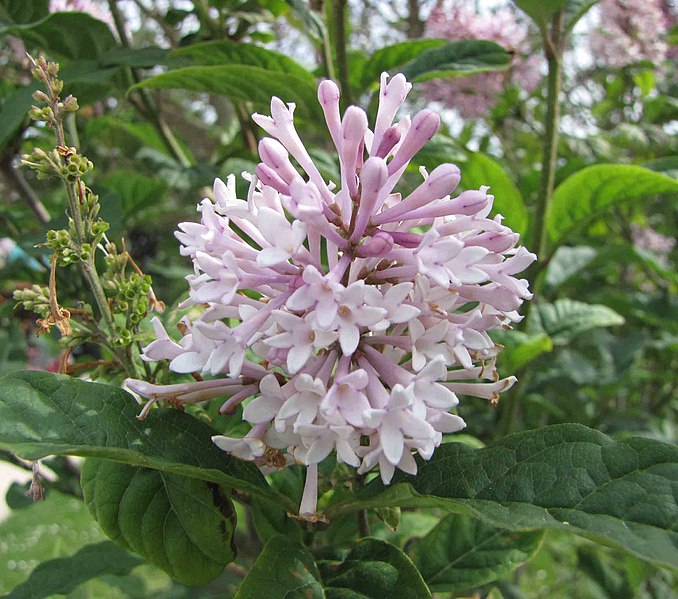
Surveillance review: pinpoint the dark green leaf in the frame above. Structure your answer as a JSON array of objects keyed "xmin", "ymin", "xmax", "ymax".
[
  {"xmin": 82, "ymin": 459, "xmax": 235, "ymax": 585},
  {"xmin": 328, "ymin": 424, "xmax": 678, "ymax": 569},
  {"xmin": 2, "ymin": 12, "xmax": 117, "ymax": 60},
  {"xmin": 101, "ymin": 46, "xmax": 169, "ymax": 68},
  {"xmin": 361, "ymin": 39, "xmax": 446, "ymax": 90},
  {"xmin": 131, "ymin": 65, "xmax": 321, "ymax": 119},
  {"xmin": 0, "ymin": 371, "xmax": 287, "ymax": 507},
  {"xmin": 545, "ymin": 165, "xmax": 678, "ymax": 251},
  {"xmin": 0, "ymin": 0, "xmax": 49, "ymax": 26},
  {"xmin": 564, "ymin": 1, "xmax": 600, "ymax": 34},
  {"xmin": 6, "ymin": 541, "xmax": 142, "ymax": 599},
  {"xmin": 461, "ymin": 152, "xmax": 528, "ymax": 236},
  {"xmin": 0, "ymin": 86, "xmax": 34, "ymax": 149},
  {"xmin": 513, "ymin": 0, "xmax": 567, "ymax": 27},
  {"xmin": 408, "ymin": 514, "xmax": 543, "ymax": 593},
  {"xmin": 234, "ymin": 535, "xmax": 324, "ymax": 599},
  {"xmin": 643, "ymin": 156, "xmax": 678, "ymax": 180},
  {"xmin": 323, "ymin": 538, "xmax": 431, "ymax": 598},
  {"xmin": 170, "ymin": 41, "xmax": 312, "ymax": 81},
  {"xmin": 532, "ymin": 299, "xmax": 625, "ymax": 345},
  {"xmin": 99, "ymin": 170, "xmax": 168, "ymax": 221},
  {"xmin": 286, "ymin": 0, "xmax": 326, "ymax": 43},
  {"xmin": 402, "ymin": 40, "xmax": 511, "ymax": 83}
]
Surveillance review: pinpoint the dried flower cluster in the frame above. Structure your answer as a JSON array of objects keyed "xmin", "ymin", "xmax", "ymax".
[
  {"xmin": 127, "ymin": 73, "xmax": 535, "ymax": 516},
  {"xmin": 423, "ymin": 2, "xmax": 541, "ymax": 118}
]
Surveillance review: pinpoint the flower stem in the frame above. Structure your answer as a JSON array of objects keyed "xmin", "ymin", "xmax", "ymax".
[
  {"xmin": 531, "ymin": 9, "xmax": 564, "ymax": 265},
  {"xmin": 333, "ymin": 0, "xmax": 353, "ymax": 110},
  {"xmin": 497, "ymin": 10, "xmax": 564, "ymax": 437}
]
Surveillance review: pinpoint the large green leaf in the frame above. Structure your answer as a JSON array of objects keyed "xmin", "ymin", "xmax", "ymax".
[
  {"xmin": 543, "ymin": 245, "xmax": 597, "ymax": 290},
  {"xmin": 2, "ymin": 12, "xmax": 117, "ymax": 60},
  {"xmin": 130, "ymin": 65, "xmax": 321, "ymax": 119},
  {"xmin": 170, "ymin": 41, "xmax": 313, "ymax": 81},
  {"xmin": 461, "ymin": 152, "xmax": 528, "ymax": 237},
  {"xmin": 0, "ymin": 371, "xmax": 287, "ymax": 507},
  {"xmin": 564, "ymin": 0, "xmax": 600, "ymax": 33},
  {"xmin": 408, "ymin": 514, "xmax": 543, "ymax": 593},
  {"xmin": 532, "ymin": 299, "xmax": 625, "ymax": 345},
  {"xmin": 360, "ymin": 39, "xmax": 446, "ymax": 90},
  {"xmin": 82, "ymin": 459, "xmax": 235, "ymax": 585},
  {"xmin": 322, "ymin": 538, "xmax": 432, "ymax": 598},
  {"xmin": 402, "ymin": 40, "xmax": 511, "ymax": 83},
  {"xmin": 234, "ymin": 535, "xmax": 324, "ymax": 599},
  {"xmin": 5, "ymin": 541, "xmax": 142, "ymax": 599},
  {"xmin": 327, "ymin": 424, "xmax": 678, "ymax": 569},
  {"xmin": 545, "ymin": 165, "xmax": 678, "ymax": 251}
]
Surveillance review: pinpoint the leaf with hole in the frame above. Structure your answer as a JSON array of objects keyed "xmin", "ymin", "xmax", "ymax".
[{"xmin": 81, "ymin": 459, "xmax": 236, "ymax": 586}]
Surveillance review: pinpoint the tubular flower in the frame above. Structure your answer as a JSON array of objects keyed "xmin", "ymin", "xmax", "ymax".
[{"xmin": 126, "ymin": 73, "xmax": 536, "ymax": 518}]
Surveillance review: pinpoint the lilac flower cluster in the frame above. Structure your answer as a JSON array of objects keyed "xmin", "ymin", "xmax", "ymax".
[
  {"xmin": 423, "ymin": 2, "xmax": 541, "ymax": 119},
  {"xmin": 590, "ymin": 0, "xmax": 670, "ymax": 68},
  {"xmin": 127, "ymin": 74, "xmax": 535, "ymax": 517}
]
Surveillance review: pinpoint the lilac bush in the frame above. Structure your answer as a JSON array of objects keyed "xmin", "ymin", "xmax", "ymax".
[{"xmin": 127, "ymin": 73, "xmax": 535, "ymax": 517}]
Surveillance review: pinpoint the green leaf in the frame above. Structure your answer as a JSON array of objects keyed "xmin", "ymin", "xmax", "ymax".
[
  {"xmin": 643, "ymin": 156, "xmax": 678, "ymax": 180},
  {"xmin": 81, "ymin": 459, "xmax": 235, "ymax": 586},
  {"xmin": 328, "ymin": 424, "xmax": 678, "ymax": 569},
  {"xmin": 234, "ymin": 535, "xmax": 324, "ymax": 599},
  {"xmin": 360, "ymin": 39, "xmax": 446, "ymax": 90},
  {"xmin": 286, "ymin": 0, "xmax": 326, "ymax": 43},
  {"xmin": 545, "ymin": 165, "xmax": 678, "ymax": 251},
  {"xmin": 402, "ymin": 40, "xmax": 511, "ymax": 83},
  {"xmin": 322, "ymin": 538, "xmax": 431, "ymax": 598},
  {"xmin": 2, "ymin": 12, "xmax": 117, "ymax": 60},
  {"xmin": 130, "ymin": 65, "xmax": 321, "ymax": 119},
  {"xmin": 101, "ymin": 46, "xmax": 169, "ymax": 68},
  {"xmin": 170, "ymin": 41, "xmax": 313, "ymax": 81},
  {"xmin": 0, "ymin": 371, "xmax": 288, "ymax": 507},
  {"xmin": 493, "ymin": 330, "xmax": 553, "ymax": 374},
  {"xmin": 461, "ymin": 152, "xmax": 528, "ymax": 236},
  {"xmin": 408, "ymin": 514, "xmax": 543, "ymax": 593},
  {"xmin": 0, "ymin": 86, "xmax": 34, "ymax": 149},
  {"xmin": 0, "ymin": 0, "xmax": 49, "ymax": 26},
  {"xmin": 543, "ymin": 245, "xmax": 597, "ymax": 290},
  {"xmin": 563, "ymin": 1, "xmax": 600, "ymax": 33},
  {"xmin": 513, "ymin": 0, "xmax": 567, "ymax": 27},
  {"xmin": 532, "ymin": 299, "xmax": 625, "ymax": 345},
  {"xmin": 99, "ymin": 170, "xmax": 168, "ymax": 221},
  {"xmin": 5, "ymin": 541, "xmax": 142, "ymax": 599}
]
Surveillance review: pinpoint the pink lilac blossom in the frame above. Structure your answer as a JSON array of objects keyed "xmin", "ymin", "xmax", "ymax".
[
  {"xmin": 49, "ymin": 0, "xmax": 113, "ymax": 27},
  {"xmin": 590, "ymin": 0, "xmax": 669, "ymax": 68},
  {"xmin": 423, "ymin": 2, "xmax": 541, "ymax": 118},
  {"xmin": 126, "ymin": 73, "xmax": 536, "ymax": 518}
]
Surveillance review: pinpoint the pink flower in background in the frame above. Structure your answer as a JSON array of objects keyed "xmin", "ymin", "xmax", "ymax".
[
  {"xmin": 127, "ymin": 73, "xmax": 535, "ymax": 517},
  {"xmin": 423, "ymin": 2, "xmax": 541, "ymax": 118},
  {"xmin": 49, "ymin": 0, "xmax": 113, "ymax": 27},
  {"xmin": 590, "ymin": 0, "xmax": 669, "ymax": 67}
]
